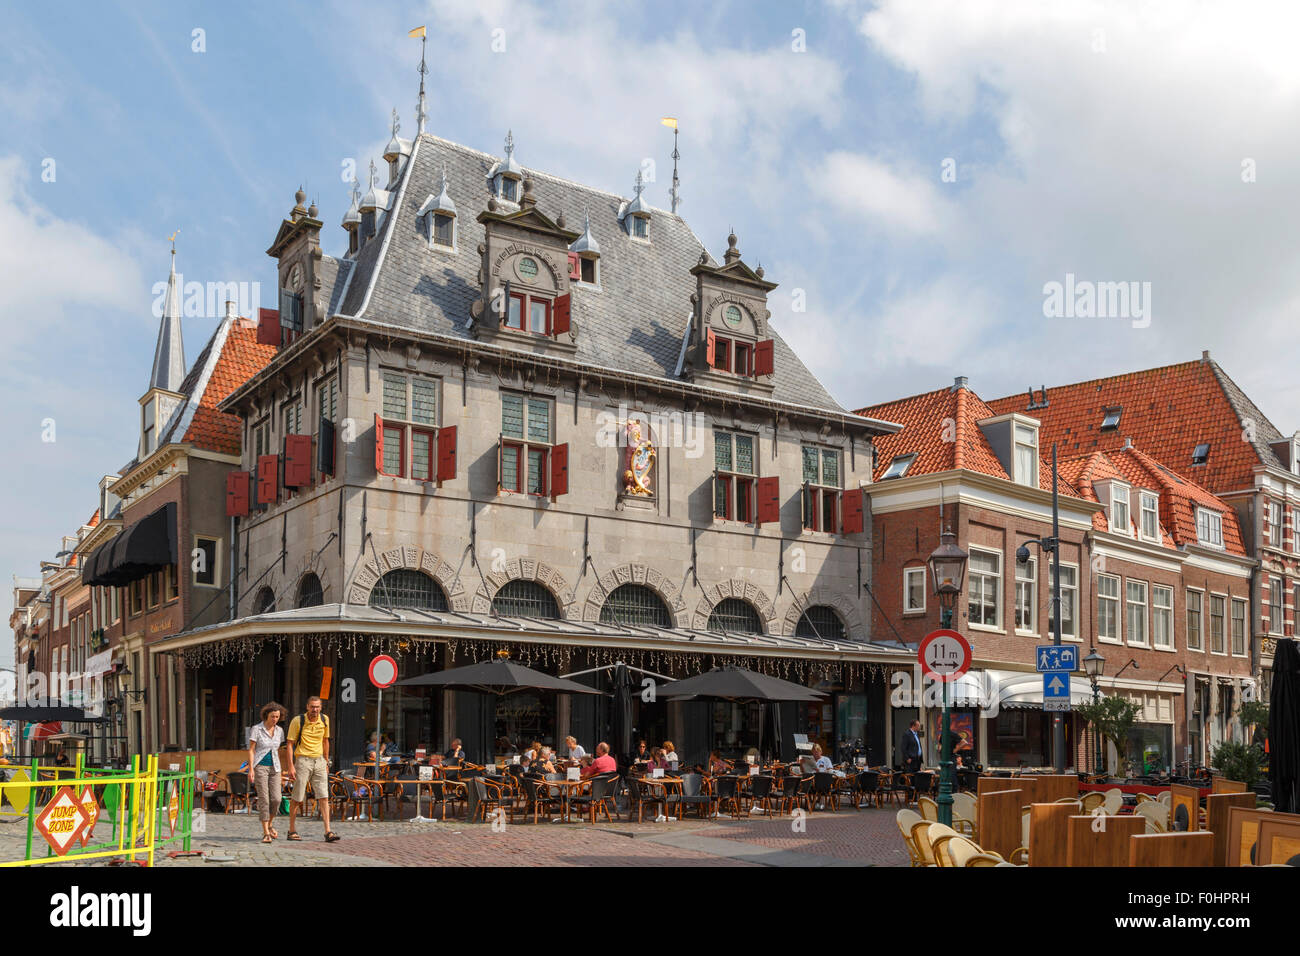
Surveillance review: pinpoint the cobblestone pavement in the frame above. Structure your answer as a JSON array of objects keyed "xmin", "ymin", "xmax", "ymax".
[{"xmin": 1, "ymin": 802, "xmax": 906, "ymax": 867}]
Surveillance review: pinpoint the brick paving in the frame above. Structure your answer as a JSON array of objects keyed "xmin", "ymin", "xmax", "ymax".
[{"xmin": 1, "ymin": 800, "xmax": 908, "ymax": 867}]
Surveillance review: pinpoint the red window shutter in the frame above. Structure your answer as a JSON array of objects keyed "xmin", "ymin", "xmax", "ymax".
[
  {"xmin": 374, "ymin": 413, "xmax": 385, "ymax": 474},
  {"xmin": 755, "ymin": 339, "xmax": 774, "ymax": 376},
  {"xmin": 256, "ymin": 455, "xmax": 279, "ymax": 506},
  {"xmin": 553, "ymin": 293, "xmax": 571, "ymax": 336},
  {"xmin": 256, "ymin": 308, "xmax": 281, "ymax": 346},
  {"xmin": 705, "ymin": 328, "xmax": 716, "ymax": 367},
  {"xmin": 550, "ymin": 442, "xmax": 569, "ymax": 498},
  {"xmin": 436, "ymin": 425, "xmax": 457, "ymax": 483},
  {"xmin": 756, "ymin": 476, "xmax": 780, "ymax": 525},
  {"xmin": 225, "ymin": 471, "xmax": 250, "ymax": 518},
  {"xmin": 842, "ymin": 488, "xmax": 864, "ymax": 535},
  {"xmin": 283, "ymin": 435, "xmax": 312, "ymax": 487},
  {"xmin": 567, "ymin": 252, "xmax": 581, "ymax": 281}
]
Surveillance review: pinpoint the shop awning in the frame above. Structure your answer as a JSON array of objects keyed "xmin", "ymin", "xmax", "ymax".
[
  {"xmin": 81, "ymin": 502, "xmax": 176, "ymax": 587},
  {"xmin": 0, "ymin": 705, "xmax": 107, "ymax": 724},
  {"xmin": 941, "ymin": 669, "xmax": 1097, "ymax": 711}
]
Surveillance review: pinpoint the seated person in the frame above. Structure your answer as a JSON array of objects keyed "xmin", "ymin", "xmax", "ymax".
[
  {"xmin": 812, "ymin": 744, "xmax": 835, "ymax": 774},
  {"xmin": 707, "ymin": 751, "xmax": 731, "ymax": 774},
  {"xmin": 581, "ymin": 742, "xmax": 617, "ymax": 778},
  {"xmin": 633, "ymin": 740, "xmax": 651, "ymax": 763},
  {"xmin": 444, "ymin": 738, "xmax": 466, "ymax": 763},
  {"xmin": 661, "ymin": 741, "xmax": 681, "ymax": 769},
  {"xmin": 534, "ymin": 747, "xmax": 557, "ymax": 774},
  {"xmin": 645, "ymin": 747, "xmax": 668, "ymax": 772},
  {"xmin": 564, "ymin": 736, "xmax": 586, "ymax": 763}
]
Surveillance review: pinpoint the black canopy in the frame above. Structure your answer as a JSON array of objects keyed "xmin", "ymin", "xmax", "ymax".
[
  {"xmin": 1269, "ymin": 638, "xmax": 1299, "ymax": 814},
  {"xmin": 396, "ymin": 659, "xmax": 605, "ymax": 696},
  {"xmin": 0, "ymin": 705, "xmax": 107, "ymax": 724},
  {"xmin": 657, "ymin": 665, "xmax": 826, "ymax": 702},
  {"xmin": 81, "ymin": 502, "xmax": 176, "ymax": 587}
]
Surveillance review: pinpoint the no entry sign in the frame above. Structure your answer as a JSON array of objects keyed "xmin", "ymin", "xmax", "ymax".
[
  {"xmin": 918, "ymin": 629, "xmax": 972, "ymax": 682},
  {"xmin": 369, "ymin": 654, "xmax": 398, "ymax": 689}
]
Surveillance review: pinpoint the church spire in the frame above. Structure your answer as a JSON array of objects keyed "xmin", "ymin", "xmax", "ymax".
[{"xmin": 149, "ymin": 235, "xmax": 186, "ymax": 393}]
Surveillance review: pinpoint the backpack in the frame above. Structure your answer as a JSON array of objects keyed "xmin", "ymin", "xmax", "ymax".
[{"xmin": 289, "ymin": 713, "xmax": 328, "ymax": 747}]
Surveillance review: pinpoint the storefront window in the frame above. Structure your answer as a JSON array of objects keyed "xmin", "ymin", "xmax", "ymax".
[
  {"xmin": 1126, "ymin": 723, "xmax": 1173, "ymax": 775},
  {"xmin": 988, "ymin": 710, "xmax": 1047, "ymax": 768}
]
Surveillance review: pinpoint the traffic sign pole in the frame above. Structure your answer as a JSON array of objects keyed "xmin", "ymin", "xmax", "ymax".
[{"xmin": 919, "ymin": 627, "xmax": 970, "ymax": 828}]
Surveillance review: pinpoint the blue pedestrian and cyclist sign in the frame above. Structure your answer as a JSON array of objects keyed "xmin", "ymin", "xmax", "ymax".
[
  {"xmin": 1035, "ymin": 645, "xmax": 1076, "ymax": 673},
  {"xmin": 1043, "ymin": 673, "xmax": 1072, "ymax": 712}
]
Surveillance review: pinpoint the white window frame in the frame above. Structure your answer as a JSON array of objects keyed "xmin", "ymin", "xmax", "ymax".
[
  {"xmin": 1125, "ymin": 579, "xmax": 1148, "ymax": 648},
  {"xmin": 1268, "ymin": 575, "xmax": 1284, "ymax": 635},
  {"xmin": 1109, "ymin": 483, "xmax": 1131, "ymax": 536},
  {"xmin": 1097, "ymin": 573, "xmax": 1122, "ymax": 644},
  {"xmin": 903, "ymin": 567, "xmax": 926, "ymax": 614},
  {"xmin": 1014, "ymin": 556, "xmax": 1037, "ymax": 635},
  {"xmin": 967, "ymin": 547, "xmax": 1003, "ymax": 631},
  {"xmin": 1049, "ymin": 562, "xmax": 1079, "ymax": 641},
  {"xmin": 1013, "ymin": 424, "xmax": 1038, "ymax": 487},
  {"xmin": 1152, "ymin": 584, "xmax": 1174, "ymax": 650},
  {"xmin": 1196, "ymin": 508, "xmax": 1224, "ymax": 549},
  {"xmin": 193, "ymin": 535, "xmax": 222, "ymax": 589},
  {"xmin": 1209, "ymin": 593, "xmax": 1227, "ymax": 656},
  {"xmin": 881, "ymin": 453, "xmax": 915, "ymax": 480},
  {"xmin": 1266, "ymin": 500, "xmax": 1282, "ymax": 548},
  {"xmin": 1139, "ymin": 492, "xmax": 1160, "ymax": 543},
  {"xmin": 1186, "ymin": 588, "xmax": 1204, "ymax": 652},
  {"xmin": 1231, "ymin": 597, "xmax": 1248, "ymax": 657}
]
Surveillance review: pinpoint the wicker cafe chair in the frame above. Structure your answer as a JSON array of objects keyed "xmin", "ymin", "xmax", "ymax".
[
  {"xmin": 952, "ymin": 791, "xmax": 978, "ymax": 839},
  {"xmin": 944, "ymin": 835, "xmax": 993, "ymax": 867},
  {"xmin": 748, "ymin": 775, "xmax": 777, "ymax": 816},
  {"xmin": 624, "ymin": 774, "xmax": 667, "ymax": 823},
  {"xmin": 1135, "ymin": 800, "xmax": 1169, "ymax": 833},
  {"xmin": 909, "ymin": 819, "xmax": 941, "ymax": 867},
  {"xmin": 1102, "ymin": 788, "xmax": 1124, "ymax": 816},
  {"xmin": 911, "ymin": 771, "xmax": 936, "ymax": 802},
  {"xmin": 713, "ymin": 774, "xmax": 743, "ymax": 819},
  {"xmin": 1080, "ymin": 791, "xmax": 1106, "ymax": 814},
  {"xmin": 855, "ymin": 770, "xmax": 881, "ymax": 809},
  {"xmin": 472, "ymin": 776, "xmax": 515, "ymax": 824},
  {"xmin": 224, "ymin": 772, "xmax": 251, "ymax": 814},
  {"xmin": 897, "ymin": 808, "xmax": 926, "ymax": 866},
  {"xmin": 343, "ymin": 776, "xmax": 385, "ymax": 821},
  {"xmin": 917, "ymin": 796, "xmax": 939, "ymax": 822},
  {"xmin": 568, "ymin": 774, "xmax": 618, "ymax": 824},
  {"xmin": 667, "ymin": 773, "xmax": 715, "ymax": 821},
  {"xmin": 882, "ymin": 771, "xmax": 910, "ymax": 808},
  {"xmin": 928, "ymin": 823, "xmax": 963, "ymax": 867},
  {"xmin": 777, "ymin": 774, "xmax": 805, "ymax": 815},
  {"xmin": 811, "ymin": 772, "xmax": 840, "ymax": 812}
]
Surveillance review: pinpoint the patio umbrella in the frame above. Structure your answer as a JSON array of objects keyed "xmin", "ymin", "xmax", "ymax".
[
  {"xmin": 657, "ymin": 665, "xmax": 825, "ymax": 703},
  {"xmin": 610, "ymin": 663, "xmax": 634, "ymax": 762},
  {"xmin": 1269, "ymin": 638, "xmax": 1299, "ymax": 813}
]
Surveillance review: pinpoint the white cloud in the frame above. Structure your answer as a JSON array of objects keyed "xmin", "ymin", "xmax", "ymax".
[{"xmin": 808, "ymin": 151, "xmax": 945, "ymax": 235}]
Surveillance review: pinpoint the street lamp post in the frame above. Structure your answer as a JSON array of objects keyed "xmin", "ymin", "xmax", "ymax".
[
  {"xmin": 927, "ymin": 529, "xmax": 969, "ymax": 828},
  {"xmin": 1083, "ymin": 647, "xmax": 1105, "ymax": 775}
]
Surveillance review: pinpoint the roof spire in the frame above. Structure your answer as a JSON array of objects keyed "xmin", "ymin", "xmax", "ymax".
[
  {"xmin": 634, "ymin": 168, "xmax": 645, "ymax": 196},
  {"xmin": 505, "ymin": 129, "xmax": 515, "ymax": 160},
  {"xmin": 150, "ymin": 237, "xmax": 186, "ymax": 393},
  {"xmin": 661, "ymin": 117, "xmax": 681, "ymax": 213},
  {"xmin": 410, "ymin": 25, "xmax": 429, "ymax": 133}
]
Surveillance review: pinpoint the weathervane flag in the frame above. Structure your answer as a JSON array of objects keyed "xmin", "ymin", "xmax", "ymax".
[
  {"xmin": 660, "ymin": 117, "xmax": 677, "ymax": 129},
  {"xmin": 409, "ymin": 26, "xmax": 426, "ymax": 38}
]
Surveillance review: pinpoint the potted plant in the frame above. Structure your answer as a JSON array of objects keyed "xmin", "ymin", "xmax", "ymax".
[{"xmin": 1076, "ymin": 694, "xmax": 1143, "ymax": 776}]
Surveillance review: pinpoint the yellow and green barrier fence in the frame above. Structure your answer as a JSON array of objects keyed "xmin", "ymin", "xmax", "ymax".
[{"xmin": 0, "ymin": 754, "xmax": 195, "ymax": 867}]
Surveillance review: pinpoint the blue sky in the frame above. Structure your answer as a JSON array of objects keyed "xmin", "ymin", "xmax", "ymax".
[{"xmin": 5, "ymin": 1, "xmax": 1300, "ymax": 665}]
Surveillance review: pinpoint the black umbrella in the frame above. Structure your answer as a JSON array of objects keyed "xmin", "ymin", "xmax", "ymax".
[
  {"xmin": 657, "ymin": 665, "xmax": 825, "ymax": 703},
  {"xmin": 610, "ymin": 663, "xmax": 634, "ymax": 763},
  {"xmin": 396, "ymin": 659, "xmax": 605, "ymax": 696},
  {"xmin": 1269, "ymin": 638, "xmax": 1300, "ymax": 814}
]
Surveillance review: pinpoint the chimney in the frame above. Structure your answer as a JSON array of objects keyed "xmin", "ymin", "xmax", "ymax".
[
  {"xmin": 952, "ymin": 376, "xmax": 968, "ymax": 391},
  {"xmin": 225, "ymin": 300, "xmax": 237, "ymax": 321},
  {"xmin": 1122, "ymin": 436, "xmax": 1133, "ymax": 450},
  {"xmin": 1201, "ymin": 350, "xmax": 1211, "ymax": 363}
]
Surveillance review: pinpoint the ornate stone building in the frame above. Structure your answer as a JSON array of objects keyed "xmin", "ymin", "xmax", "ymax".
[{"xmin": 157, "ymin": 112, "xmax": 907, "ymax": 766}]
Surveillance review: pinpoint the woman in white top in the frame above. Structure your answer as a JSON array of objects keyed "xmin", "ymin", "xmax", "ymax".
[
  {"xmin": 564, "ymin": 736, "xmax": 586, "ymax": 762},
  {"xmin": 247, "ymin": 702, "xmax": 287, "ymax": 842},
  {"xmin": 661, "ymin": 741, "xmax": 680, "ymax": 769}
]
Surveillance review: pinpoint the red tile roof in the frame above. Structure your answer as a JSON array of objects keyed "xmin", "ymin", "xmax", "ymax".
[
  {"xmin": 182, "ymin": 319, "xmax": 278, "ymax": 455},
  {"xmin": 857, "ymin": 384, "xmax": 1084, "ymax": 497},
  {"xmin": 984, "ymin": 358, "xmax": 1270, "ymax": 494}
]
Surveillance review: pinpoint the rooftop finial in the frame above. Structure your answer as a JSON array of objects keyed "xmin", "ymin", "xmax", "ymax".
[
  {"xmin": 634, "ymin": 169, "xmax": 645, "ymax": 195},
  {"xmin": 724, "ymin": 228, "xmax": 740, "ymax": 264},
  {"xmin": 505, "ymin": 129, "xmax": 515, "ymax": 159},
  {"xmin": 410, "ymin": 26, "xmax": 429, "ymax": 133},
  {"xmin": 661, "ymin": 117, "xmax": 681, "ymax": 213},
  {"xmin": 168, "ymin": 229, "xmax": 180, "ymax": 254},
  {"xmin": 391, "ymin": 107, "xmax": 400, "ymax": 138},
  {"xmin": 368, "ymin": 159, "xmax": 377, "ymax": 189}
]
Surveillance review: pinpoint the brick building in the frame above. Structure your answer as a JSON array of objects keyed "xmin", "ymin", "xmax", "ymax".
[{"xmin": 858, "ymin": 376, "xmax": 1252, "ymax": 773}]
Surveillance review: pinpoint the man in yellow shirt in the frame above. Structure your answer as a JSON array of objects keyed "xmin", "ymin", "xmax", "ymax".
[{"xmin": 285, "ymin": 696, "xmax": 338, "ymax": 841}]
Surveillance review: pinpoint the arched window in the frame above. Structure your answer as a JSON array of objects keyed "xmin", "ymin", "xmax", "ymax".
[
  {"xmin": 492, "ymin": 580, "xmax": 560, "ymax": 619},
  {"xmin": 707, "ymin": 598, "xmax": 762, "ymax": 634},
  {"xmin": 600, "ymin": 584, "xmax": 672, "ymax": 628},
  {"xmin": 254, "ymin": 587, "xmax": 276, "ymax": 614},
  {"xmin": 369, "ymin": 569, "xmax": 448, "ymax": 611},
  {"xmin": 795, "ymin": 606, "xmax": 845, "ymax": 641},
  {"xmin": 297, "ymin": 573, "xmax": 324, "ymax": 609}
]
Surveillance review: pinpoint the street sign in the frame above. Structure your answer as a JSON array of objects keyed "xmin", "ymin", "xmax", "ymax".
[
  {"xmin": 1036, "ymin": 644, "xmax": 1076, "ymax": 673},
  {"xmin": 34, "ymin": 786, "xmax": 89, "ymax": 856},
  {"xmin": 1043, "ymin": 672, "xmax": 1071, "ymax": 712},
  {"xmin": 77, "ymin": 785, "xmax": 98, "ymax": 848},
  {"xmin": 368, "ymin": 654, "xmax": 398, "ymax": 689},
  {"xmin": 918, "ymin": 629, "xmax": 972, "ymax": 682}
]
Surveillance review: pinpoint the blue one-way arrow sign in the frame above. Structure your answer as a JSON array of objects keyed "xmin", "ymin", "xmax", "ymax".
[
  {"xmin": 1036, "ymin": 645, "xmax": 1077, "ymax": 673},
  {"xmin": 1043, "ymin": 672, "xmax": 1071, "ymax": 712}
]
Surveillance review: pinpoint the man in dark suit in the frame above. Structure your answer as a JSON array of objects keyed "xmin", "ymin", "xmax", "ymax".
[{"xmin": 901, "ymin": 720, "xmax": 924, "ymax": 773}]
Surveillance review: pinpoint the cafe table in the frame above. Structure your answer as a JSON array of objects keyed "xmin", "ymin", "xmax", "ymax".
[
  {"xmin": 540, "ymin": 777, "xmax": 589, "ymax": 823},
  {"xmin": 637, "ymin": 775, "xmax": 684, "ymax": 819}
]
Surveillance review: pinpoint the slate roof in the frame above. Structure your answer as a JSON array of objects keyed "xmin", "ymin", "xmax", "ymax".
[
  {"xmin": 157, "ymin": 316, "xmax": 278, "ymax": 456},
  {"xmin": 330, "ymin": 133, "xmax": 846, "ymax": 414},
  {"xmin": 856, "ymin": 382, "xmax": 1084, "ymax": 497},
  {"xmin": 985, "ymin": 356, "xmax": 1288, "ymax": 494}
]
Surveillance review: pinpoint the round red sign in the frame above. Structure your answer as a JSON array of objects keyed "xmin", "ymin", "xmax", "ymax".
[
  {"xmin": 368, "ymin": 654, "xmax": 398, "ymax": 689},
  {"xmin": 917, "ymin": 629, "xmax": 972, "ymax": 682}
]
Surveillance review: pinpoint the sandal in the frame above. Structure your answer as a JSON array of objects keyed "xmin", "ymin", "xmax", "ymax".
[
  {"xmin": 287, "ymin": 831, "xmax": 301, "ymax": 841},
  {"xmin": 262, "ymin": 834, "xmax": 273, "ymax": 843},
  {"xmin": 324, "ymin": 831, "xmax": 340, "ymax": 842},
  {"xmin": 269, "ymin": 828, "xmax": 279, "ymax": 839}
]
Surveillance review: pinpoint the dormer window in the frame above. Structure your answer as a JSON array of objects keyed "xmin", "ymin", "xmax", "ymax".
[
  {"xmin": 498, "ymin": 175, "xmax": 519, "ymax": 203},
  {"xmin": 418, "ymin": 169, "xmax": 458, "ymax": 252},
  {"xmin": 1196, "ymin": 507, "xmax": 1224, "ymax": 549},
  {"xmin": 568, "ymin": 211, "xmax": 601, "ymax": 286},
  {"xmin": 881, "ymin": 453, "xmax": 916, "ymax": 480},
  {"xmin": 433, "ymin": 214, "xmax": 454, "ymax": 247},
  {"xmin": 142, "ymin": 401, "xmax": 156, "ymax": 455},
  {"xmin": 1139, "ymin": 491, "xmax": 1160, "ymax": 542},
  {"xmin": 1013, "ymin": 423, "xmax": 1038, "ymax": 486},
  {"xmin": 1101, "ymin": 407, "xmax": 1122, "ymax": 430},
  {"xmin": 619, "ymin": 169, "xmax": 652, "ymax": 240},
  {"xmin": 631, "ymin": 216, "xmax": 648, "ymax": 238},
  {"xmin": 507, "ymin": 291, "xmax": 551, "ymax": 335},
  {"xmin": 1192, "ymin": 442, "xmax": 1210, "ymax": 466},
  {"xmin": 1109, "ymin": 482, "xmax": 1131, "ymax": 534}
]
